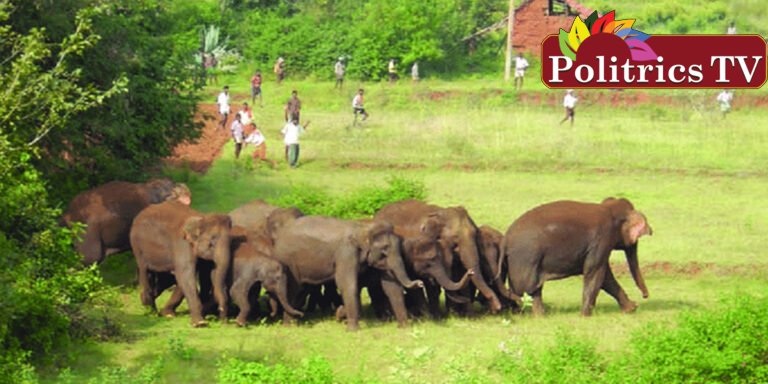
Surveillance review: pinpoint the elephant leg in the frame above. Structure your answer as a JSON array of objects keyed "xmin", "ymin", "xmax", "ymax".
[
  {"xmin": 282, "ymin": 276, "xmax": 301, "ymax": 326},
  {"xmin": 425, "ymin": 282, "xmax": 443, "ymax": 319},
  {"xmin": 335, "ymin": 269, "xmax": 360, "ymax": 331},
  {"xmin": 531, "ymin": 287, "xmax": 545, "ymax": 316},
  {"xmin": 304, "ymin": 285, "xmax": 321, "ymax": 313},
  {"xmin": 323, "ymin": 281, "xmax": 343, "ymax": 310},
  {"xmin": 601, "ymin": 267, "xmax": 637, "ymax": 313},
  {"xmin": 381, "ymin": 277, "xmax": 408, "ymax": 327},
  {"xmin": 160, "ymin": 286, "xmax": 184, "ymax": 317},
  {"xmin": 78, "ymin": 228, "xmax": 104, "ymax": 265},
  {"xmin": 581, "ymin": 265, "xmax": 608, "ymax": 316},
  {"xmin": 230, "ymin": 278, "xmax": 252, "ymax": 326},
  {"xmin": 174, "ymin": 263, "xmax": 205, "ymax": 327},
  {"xmin": 136, "ymin": 260, "xmax": 155, "ymax": 311}
]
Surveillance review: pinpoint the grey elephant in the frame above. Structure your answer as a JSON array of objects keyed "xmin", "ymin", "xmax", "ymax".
[
  {"xmin": 228, "ymin": 227, "xmax": 305, "ymax": 326},
  {"xmin": 130, "ymin": 201, "xmax": 232, "ymax": 326},
  {"xmin": 229, "ymin": 199, "xmax": 303, "ymax": 243},
  {"xmin": 271, "ymin": 216, "xmax": 423, "ymax": 331},
  {"xmin": 503, "ymin": 197, "xmax": 652, "ymax": 316},
  {"xmin": 62, "ymin": 178, "xmax": 191, "ymax": 265},
  {"xmin": 375, "ymin": 200, "xmax": 514, "ymax": 314}
]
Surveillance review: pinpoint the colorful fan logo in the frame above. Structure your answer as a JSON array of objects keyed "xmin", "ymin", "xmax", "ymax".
[{"xmin": 558, "ymin": 10, "xmax": 657, "ymax": 62}]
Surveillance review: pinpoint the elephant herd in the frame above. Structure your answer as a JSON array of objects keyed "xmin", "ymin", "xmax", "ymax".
[{"xmin": 62, "ymin": 179, "xmax": 653, "ymax": 330}]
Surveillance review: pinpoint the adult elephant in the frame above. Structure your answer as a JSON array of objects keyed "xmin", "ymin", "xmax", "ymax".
[
  {"xmin": 375, "ymin": 200, "xmax": 504, "ymax": 313},
  {"xmin": 62, "ymin": 178, "xmax": 191, "ymax": 265},
  {"xmin": 229, "ymin": 199, "xmax": 302, "ymax": 243},
  {"xmin": 476, "ymin": 225, "xmax": 522, "ymax": 309},
  {"xmin": 503, "ymin": 197, "xmax": 652, "ymax": 316},
  {"xmin": 130, "ymin": 201, "xmax": 232, "ymax": 327},
  {"xmin": 272, "ymin": 216, "xmax": 423, "ymax": 331}
]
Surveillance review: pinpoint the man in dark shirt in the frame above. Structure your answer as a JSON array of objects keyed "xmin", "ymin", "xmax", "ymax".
[{"xmin": 284, "ymin": 90, "xmax": 302, "ymax": 123}]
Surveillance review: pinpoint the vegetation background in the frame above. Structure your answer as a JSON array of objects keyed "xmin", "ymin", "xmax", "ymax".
[{"xmin": 0, "ymin": 0, "xmax": 766, "ymax": 383}]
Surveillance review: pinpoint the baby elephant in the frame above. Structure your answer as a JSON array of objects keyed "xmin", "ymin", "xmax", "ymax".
[{"xmin": 230, "ymin": 232, "xmax": 304, "ymax": 327}]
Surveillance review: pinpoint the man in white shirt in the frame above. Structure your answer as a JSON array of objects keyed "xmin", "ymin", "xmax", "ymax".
[
  {"xmin": 230, "ymin": 113, "xmax": 245, "ymax": 159},
  {"xmin": 217, "ymin": 85, "xmax": 230, "ymax": 129},
  {"xmin": 727, "ymin": 22, "xmax": 737, "ymax": 35},
  {"xmin": 335, "ymin": 57, "xmax": 346, "ymax": 89},
  {"xmin": 514, "ymin": 53, "xmax": 530, "ymax": 90},
  {"xmin": 281, "ymin": 118, "xmax": 309, "ymax": 168},
  {"xmin": 411, "ymin": 62, "xmax": 419, "ymax": 82},
  {"xmin": 560, "ymin": 89, "xmax": 578, "ymax": 126},
  {"xmin": 716, "ymin": 89, "xmax": 733, "ymax": 117},
  {"xmin": 352, "ymin": 88, "xmax": 368, "ymax": 125}
]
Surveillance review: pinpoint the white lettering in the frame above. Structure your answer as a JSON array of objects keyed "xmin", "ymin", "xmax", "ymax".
[
  {"xmin": 549, "ymin": 56, "xmax": 573, "ymax": 83},
  {"xmin": 735, "ymin": 56, "xmax": 763, "ymax": 83},
  {"xmin": 711, "ymin": 56, "xmax": 736, "ymax": 83}
]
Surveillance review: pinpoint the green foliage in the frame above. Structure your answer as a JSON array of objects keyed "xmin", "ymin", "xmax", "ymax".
[
  {"xmin": 492, "ymin": 330, "xmax": 606, "ymax": 384},
  {"xmin": 228, "ymin": 0, "xmax": 507, "ymax": 79},
  {"xmin": 2, "ymin": 0, "xmax": 206, "ymax": 201},
  {"xmin": 269, "ymin": 176, "xmax": 426, "ymax": 218},
  {"xmin": 629, "ymin": 295, "xmax": 768, "ymax": 383},
  {"xmin": 216, "ymin": 355, "xmax": 334, "ymax": 384}
]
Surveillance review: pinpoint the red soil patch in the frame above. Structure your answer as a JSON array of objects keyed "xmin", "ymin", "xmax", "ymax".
[
  {"xmin": 165, "ymin": 103, "xmax": 231, "ymax": 173},
  {"xmin": 612, "ymin": 261, "xmax": 768, "ymax": 277}
]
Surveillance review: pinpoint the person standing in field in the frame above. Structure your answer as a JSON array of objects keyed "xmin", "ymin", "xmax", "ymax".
[
  {"xmin": 334, "ymin": 57, "xmax": 346, "ymax": 89},
  {"xmin": 411, "ymin": 61, "xmax": 420, "ymax": 82},
  {"xmin": 281, "ymin": 118, "xmax": 309, "ymax": 168},
  {"xmin": 284, "ymin": 90, "xmax": 301, "ymax": 123},
  {"xmin": 727, "ymin": 22, "xmax": 737, "ymax": 35},
  {"xmin": 230, "ymin": 112, "xmax": 245, "ymax": 159},
  {"xmin": 274, "ymin": 57, "xmax": 285, "ymax": 84},
  {"xmin": 217, "ymin": 85, "xmax": 230, "ymax": 129},
  {"xmin": 716, "ymin": 89, "xmax": 733, "ymax": 118},
  {"xmin": 352, "ymin": 88, "xmax": 369, "ymax": 125},
  {"xmin": 388, "ymin": 59, "xmax": 398, "ymax": 83},
  {"xmin": 250, "ymin": 70, "xmax": 263, "ymax": 107},
  {"xmin": 514, "ymin": 53, "xmax": 530, "ymax": 90},
  {"xmin": 560, "ymin": 89, "xmax": 577, "ymax": 127}
]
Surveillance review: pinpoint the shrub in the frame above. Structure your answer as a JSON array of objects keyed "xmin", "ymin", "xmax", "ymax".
[
  {"xmin": 216, "ymin": 355, "xmax": 334, "ymax": 384},
  {"xmin": 492, "ymin": 329, "xmax": 606, "ymax": 384},
  {"xmin": 629, "ymin": 295, "xmax": 768, "ymax": 384},
  {"xmin": 270, "ymin": 176, "xmax": 426, "ymax": 219}
]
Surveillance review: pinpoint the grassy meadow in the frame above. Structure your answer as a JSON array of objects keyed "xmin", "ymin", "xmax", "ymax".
[{"xmin": 46, "ymin": 77, "xmax": 768, "ymax": 383}]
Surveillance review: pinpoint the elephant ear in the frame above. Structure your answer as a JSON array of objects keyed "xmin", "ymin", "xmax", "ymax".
[
  {"xmin": 621, "ymin": 211, "xmax": 652, "ymax": 245},
  {"xmin": 420, "ymin": 216, "xmax": 443, "ymax": 241},
  {"xmin": 182, "ymin": 216, "xmax": 204, "ymax": 242}
]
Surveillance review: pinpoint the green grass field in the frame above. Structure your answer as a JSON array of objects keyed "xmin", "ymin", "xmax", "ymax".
[{"xmin": 44, "ymin": 77, "xmax": 768, "ymax": 383}]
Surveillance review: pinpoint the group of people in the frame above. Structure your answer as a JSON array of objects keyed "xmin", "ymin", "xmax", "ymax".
[{"xmin": 217, "ymin": 85, "xmax": 308, "ymax": 168}]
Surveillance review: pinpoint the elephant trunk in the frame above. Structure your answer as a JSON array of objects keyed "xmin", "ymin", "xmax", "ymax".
[
  {"xmin": 432, "ymin": 265, "xmax": 472, "ymax": 291},
  {"xmin": 458, "ymin": 236, "xmax": 501, "ymax": 312},
  {"xmin": 387, "ymin": 251, "xmax": 424, "ymax": 289},
  {"xmin": 273, "ymin": 279, "xmax": 304, "ymax": 318},
  {"xmin": 213, "ymin": 238, "xmax": 232, "ymax": 321},
  {"xmin": 625, "ymin": 245, "xmax": 649, "ymax": 299}
]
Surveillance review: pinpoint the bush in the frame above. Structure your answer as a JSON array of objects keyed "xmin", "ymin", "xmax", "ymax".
[
  {"xmin": 270, "ymin": 176, "xmax": 426, "ymax": 219},
  {"xmin": 217, "ymin": 355, "xmax": 334, "ymax": 384},
  {"xmin": 492, "ymin": 330, "xmax": 606, "ymax": 384},
  {"xmin": 629, "ymin": 295, "xmax": 768, "ymax": 383}
]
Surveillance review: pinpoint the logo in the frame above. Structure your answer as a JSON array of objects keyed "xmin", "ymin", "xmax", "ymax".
[{"xmin": 541, "ymin": 11, "xmax": 767, "ymax": 88}]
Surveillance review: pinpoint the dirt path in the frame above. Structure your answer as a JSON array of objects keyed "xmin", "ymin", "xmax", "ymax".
[{"xmin": 164, "ymin": 103, "xmax": 231, "ymax": 173}]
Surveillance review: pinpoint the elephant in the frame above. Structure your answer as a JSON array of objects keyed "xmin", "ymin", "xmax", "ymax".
[
  {"xmin": 228, "ymin": 199, "xmax": 303, "ymax": 243},
  {"xmin": 228, "ymin": 227, "xmax": 305, "ymax": 326},
  {"xmin": 503, "ymin": 197, "xmax": 652, "ymax": 316},
  {"xmin": 271, "ymin": 216, "xmax": 423, "ymax": 331},
  {"xmin": 340, "ymin": 232, "xmax": 474, "ymax": 322},
  {"xmin": 375, "ymin": 200, "xmax": 508, "ymax": 314},
  {"xmin": 475, "ymin": 225, "xmax": 522, "ymax": 309},
  {"xmin": 62, "ymin": 178, "xmax": 191, "ymax": 265},
  {"xmin": 130, "ymin": 200, "xmax": 232, "ymax": 326}
]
